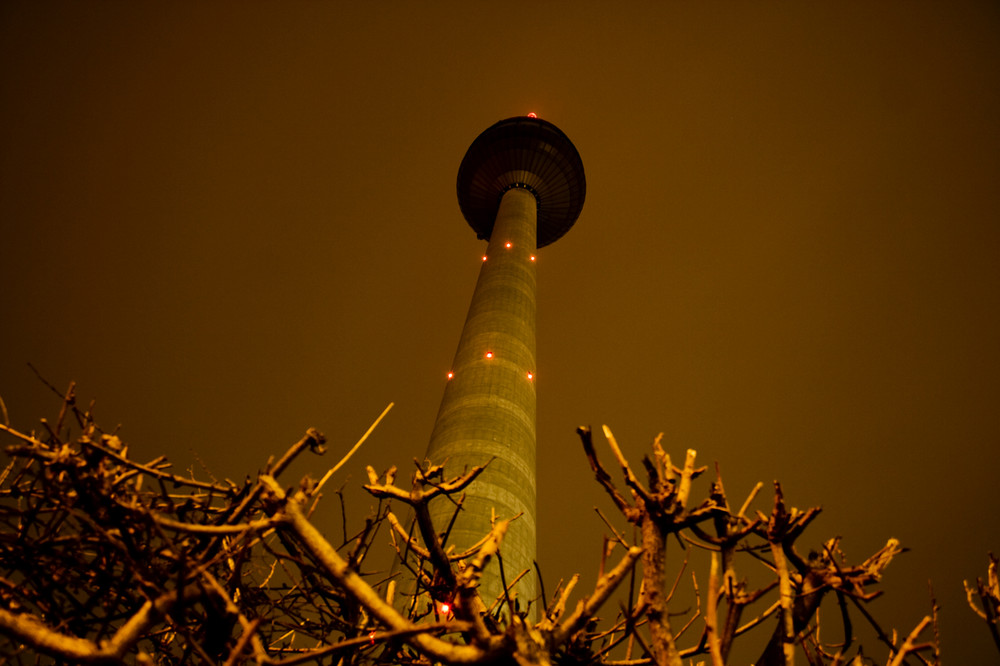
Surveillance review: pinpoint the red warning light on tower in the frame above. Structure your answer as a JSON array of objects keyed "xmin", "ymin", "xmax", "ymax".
[
  {"xmin": 505, "ymin": 242, "xmax": 512, "ymax": 249},
  {"xmin": 527, "ymin": 112, "xmax": 538, "ymax": 118},
  {"xmin": 485, "ymin": 351, "xmax": 494, "ymax": 359}
]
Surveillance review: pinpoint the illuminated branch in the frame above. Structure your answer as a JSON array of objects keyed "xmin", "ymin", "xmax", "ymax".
[
  {"xmin": 0, "ymin": 584, "xmax": 202, "ymax": 664},
  {"xmin": 887, "ymin": 615, "xmax": 934, "ymax": 666},
  {"xmin": 964, "ymin": 553, "xmax": 1000, "ymax": 654},
  {"xmin": 0, "ymin": 385, "xmax": 941, "ymax": 666},
  {"xmin": 364, "ymin": 462, "xmax": 488, "ymax": 595},
  {"xmin": 578, "ymin": 425, "xmax": 638, "ymax": 519},
  {"xmin": 313, "ymin": 402, "xmax": 393, "ymax": 496},
  {"xmin": 260, "ymin": 475, "xmax": 497, "ymax": 664},
  {"xmin": 551, "ymin": 545, "xmax": 644, "ymax": 645}
]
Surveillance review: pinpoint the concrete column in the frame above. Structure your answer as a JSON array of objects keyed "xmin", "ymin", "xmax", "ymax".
[{"xmin": 426, "ymin": 186, "xmax": 538, "ymax": 613}]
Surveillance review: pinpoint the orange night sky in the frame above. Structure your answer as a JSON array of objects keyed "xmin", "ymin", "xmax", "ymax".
[{"xmin": 2, "ymin": 3, "xmax": 998, "ymax": 661}]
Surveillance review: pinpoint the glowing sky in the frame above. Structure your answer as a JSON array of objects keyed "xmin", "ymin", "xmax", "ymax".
[{"xmin": 2, "ymin": 2, "xmax": 998, "ymax": 661}]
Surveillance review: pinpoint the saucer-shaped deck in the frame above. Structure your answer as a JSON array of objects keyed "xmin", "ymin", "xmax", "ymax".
[{"xmin": 457, "ymin": 116, "xmax": 586, "ymax": 248}]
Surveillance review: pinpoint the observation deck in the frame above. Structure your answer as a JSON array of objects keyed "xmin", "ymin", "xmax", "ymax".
[{"xmin": 457, "ymin": 116, "xmax": 586, "ymax": 248}]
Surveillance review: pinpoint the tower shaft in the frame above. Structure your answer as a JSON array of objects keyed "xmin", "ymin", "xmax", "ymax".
[
  {"xmin": 427, "ymin": 187, "xmax": 538, "ymax": 609},
  {"xmin": 424, "ymin": 113, "xmax": 583, "ymax": 617}
]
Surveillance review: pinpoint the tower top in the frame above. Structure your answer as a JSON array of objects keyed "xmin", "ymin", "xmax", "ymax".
[{"xmin": 457, "ymin": 116, "xmax": 586, "ymax": 248}]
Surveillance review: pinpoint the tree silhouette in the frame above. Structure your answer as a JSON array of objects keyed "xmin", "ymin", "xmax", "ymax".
[{"xmin": 0, "ymin": 380, "xmax": 962, "ymax": 665}]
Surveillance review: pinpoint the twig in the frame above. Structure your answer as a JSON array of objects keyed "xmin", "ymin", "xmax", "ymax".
[
  {"xmin": 314, "ymin": 402, "xmax": 393, "ymax": 495},
  {"xmin": 888, "ymin": 616, "xmax": 933, "ymax": 666},
  {"xmin": 704, "ymin": 553, "xmax": 724, "ymax": 666}
]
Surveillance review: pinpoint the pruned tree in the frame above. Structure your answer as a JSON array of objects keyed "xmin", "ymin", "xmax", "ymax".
[
  {"xmin": 965, "ymin": 553, "xmax": 1000, "ymax": 655},
  {"xmin": 0, "ymin": 381, "xmax": 954, "ymax": 665}
]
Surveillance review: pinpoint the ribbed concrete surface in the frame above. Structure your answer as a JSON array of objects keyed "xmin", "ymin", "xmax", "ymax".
[{"xmin": 426, "ymin": 187, "xmax": 538, "ymax": 613}]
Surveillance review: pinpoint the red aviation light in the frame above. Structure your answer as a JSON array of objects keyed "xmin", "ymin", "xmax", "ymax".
[
  {"xmin": 526, "ymin": 371, "xmax": 534, "ymax": 380},
  {"xmin": 505, "ymin": 241, "xmax": 512, "ymax": 249},
  {"xmin": 447, "ymin": 371, "xmax": 454, "ymax": 380},
  {"xmin": 482, "ymin": 254, "xmax": 488, "ymax": 261},
  {"xmin": 484, "ymin": 351, "xmax": 494, "ymax": 359},
  {"xmin": 529, "ymin": 255, "xmax": 536, "ymax": 262},
  {"xmin": 527, "ymin": 112, "xmax": 538, "ymax": 118}
]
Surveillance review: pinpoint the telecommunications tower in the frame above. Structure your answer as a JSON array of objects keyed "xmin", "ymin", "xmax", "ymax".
[{"xmin": 425, "ymin": 115, "xmax": 585, "ymax": 610}]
